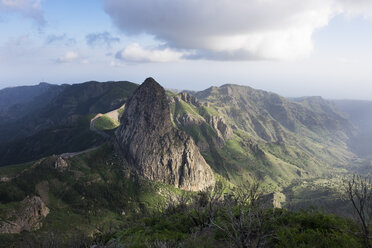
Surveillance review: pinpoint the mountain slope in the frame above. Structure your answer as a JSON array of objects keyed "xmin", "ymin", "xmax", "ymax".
[
  {"xmin": 333, "ymin": 100, "xmax": 372, "ymax": 158},
  {"xmin": 0, "ymin": 81, "xmax": 138, "ymax": 166},
  {"xmin": 0, "ymin": 78, "xmax": 368, "ymax": 246},
  {"xmin": 169, "ymin": 84, "xmax": 355, "ymax": 187},
  {"xmin": 0, "ymin": 145, "xmax": 173, "ymax": 239},
  {"xmin": 0, "ymin": 83, "xmax": 56, "ymax": 111},
  {"xmin": 0, "ymin": 79, "xmax": 357, "ymax": 185},
  {"xmin": 0, "ymin": 81, "xmax": 137, "ymax": 144},
  {"xmin": 0, "ymin": 83, "xmax": 65, "ymax": 124}
]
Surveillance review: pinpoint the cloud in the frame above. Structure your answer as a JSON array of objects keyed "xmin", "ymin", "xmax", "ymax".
[
  {"xmin": 45, "ymin": 34, "xmax": 76, "ymax": 46},
  {"xmin": 55, "ymin": 51, "xmax": 80, "ymax": 63},
  {"xmin": 336, "ymin": 0, "xmax": 372, "ymax": 18},
  {"xmin": 0, "ymin": 0, "xmax": 45, "ymax": 25},
  {"xmin": 104, "ymin": 0, "xmax": 372, "ymax": 61},
  {"xmin": 115, "ymin": 43, "xmax": 184, "ymax": 63},
  {"xmin": 86, "ymin": 32, "xmax": 120, "ymax": 48}
]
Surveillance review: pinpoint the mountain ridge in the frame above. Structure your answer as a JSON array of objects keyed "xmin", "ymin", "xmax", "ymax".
[
  {"xmin": 0, "ymin": 80, "xmax": 138, "ymax": 166},
  {"xmin": 0, "ymin": 78, "xmax": 371, "ymax": 246}
]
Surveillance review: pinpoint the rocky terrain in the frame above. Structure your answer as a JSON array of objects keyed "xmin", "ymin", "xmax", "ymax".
[
  {"xmin": 0, "ymin": 196, "xmax": 49, "ymax": 234},
  {"xmin": 0, "ymin": 77, "xmax": 371, "ymax": 246},
  {"xmin": 115, "ymin": 78, "xmax": 215, "ymax": 191}
]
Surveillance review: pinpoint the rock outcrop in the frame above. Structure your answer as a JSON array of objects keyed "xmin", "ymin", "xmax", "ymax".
[
  {"xmin": 54, "ymin": 156, "xmax": 69, "ymax": 170},
  {"xmin": 171, "ymin": 92, "xmax": 234, "ymax": 148},
  {"xmin": 176, "ymin": 92, "xmax": 202, "ymax": 107},
  {"xmin": 115, "ymin": 78, "xmax": 215, "ymax": 191},
  {"xmin": 206, "ymin": 115, "xmax": 234, "ymax": 141},
  {"xmin": 0, "ymin": 196, "xmax": 50, "ymax": 234}
]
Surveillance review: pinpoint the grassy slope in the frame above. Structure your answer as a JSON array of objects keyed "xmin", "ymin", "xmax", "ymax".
[
  {"xmin": 0, "ymin": 84, "xmax": 365, "ymax": 246},
  {"xmin": 0, "ymin": 145, "xmax": 182, "ymax": 244},
  {"xmin": 170, "ymin": 98, "xmax": 297, "ymax": 189},
  {"xmin": 170, "ymin": 87, "xmax": 354, "ymax": 190},
  {"xmin": 94, "ymin": 116, "xmax": 120, "ymax": 131}
]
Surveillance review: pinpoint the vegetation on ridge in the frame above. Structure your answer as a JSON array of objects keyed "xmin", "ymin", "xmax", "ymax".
[
  {"xmin": 94, "ymin": 115, "xmax": 120, "ymax": 130},
  {"xmin": 1, "ymin": 80, "xmax": 372, "ymax": 247},
  {"xmin": 2, "ymin": 174, "xmax": 371, "ymax": 248}
]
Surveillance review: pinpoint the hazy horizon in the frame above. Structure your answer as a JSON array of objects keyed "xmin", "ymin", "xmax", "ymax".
[{"xmin": 2, "ymin": 79, "xmax": 372, "ymax": 102}]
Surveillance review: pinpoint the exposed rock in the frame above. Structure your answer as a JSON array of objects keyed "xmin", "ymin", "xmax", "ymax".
[
  {"xmin": 115, "ymin": 78, "xmax": 215, "ymax": 191},
  {"xmin": 0, "ymin": 176, "xmax": 10, "ymax": 182},
  {"xmin": 170, "ymin": 92, "xmax": 234, "ymax": 150},
  {"xmin": 206, "ymin": 115, "xmax": 234, "ymax": 141},
  {"xmin": 172, "ymin": 94, "xmax": 204, "ymax": 127},
  {"xmin": 177, "ymin": 112, "xmax": 205, "ymax": 127},
  {"xmin": 175, "ymin": 92, "xmax": 202, "ymax": 107},
  {"xmin": 0, "ymin": 196, "xmax": 50, "ymax": 234},
  {"xmin": 262, "ymin": 192, "xmax": 286, "ymax": 208},
  {"xmin": 54, "ymin": 156, "xmax": 68, "ymax": 170}
]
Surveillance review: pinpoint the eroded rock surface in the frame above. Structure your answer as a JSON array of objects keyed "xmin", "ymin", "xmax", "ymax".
[
  {"xmin": 54, "ymin": 156, "xmax": 68, "ymax": 170},
  {"xmin": 0, "ymin": 196, "xmax": 50, "ymax": 234},
  {"xmin": 206, "ymin": 115, "xmax": 234, "ymax": 141},
  {"xmin": 115, "ymin": 78, "xmax": 215, "ymax": 191}
]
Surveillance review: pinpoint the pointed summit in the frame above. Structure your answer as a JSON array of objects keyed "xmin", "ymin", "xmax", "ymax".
[
  {"xmin": 140, "ymin": 77, "xmax": 165, "ymax": 93},
  {"xmin": 115, "ymin": 78, "xmax": 215, "ymax": 191},
  {"xmin": 143, "ymin": 77, "xmax": 159, "ymax": 84}
]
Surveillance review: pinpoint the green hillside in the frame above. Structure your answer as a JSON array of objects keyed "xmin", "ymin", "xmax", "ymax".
[
  {"xmin": 0, "ymin": 115, "xmax": 104, "ymax": 166},
  {"xmin": 94, "ymin": 115, "xmax": 120, "ymax": 130},
  {"xmin": 0, "ymin": 81, "xmax": 137, "ymax": 166},
  {"xmin": 0, "ymin": 80, "xmax": 370, "ymax": 247},
  {"xmin": 0, "ymin": 81, "xmax": 137, "ymax": 144},
  {"xmin": 0, "ymin": 145, "xmax": 367, "ymax": 247},
  {"xmin": 0, "ymin": 145, "xmax": 175, "ymax": 245},
  {"xmin": 169, "ymin": 85, "xmax": 355, "ymax": 189}
]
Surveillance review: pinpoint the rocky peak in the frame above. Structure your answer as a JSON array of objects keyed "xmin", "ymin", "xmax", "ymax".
[
  {"xmin": 115, "ymin": 78, "xmax": 215, "ymax": 191},
  {"xmin": 116, "ymin": 77, "xmax": 174, "ymax": 145}
]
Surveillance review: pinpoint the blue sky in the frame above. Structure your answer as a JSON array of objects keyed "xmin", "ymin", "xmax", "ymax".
[{"xmin": 1, "ymin": 0, "xmax": 372, "ymax": 100}]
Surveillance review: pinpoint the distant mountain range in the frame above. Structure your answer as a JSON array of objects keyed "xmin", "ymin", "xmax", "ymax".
[{"xmin": 333, "ymin": 100, "xmax": 372, "ymax": 158}]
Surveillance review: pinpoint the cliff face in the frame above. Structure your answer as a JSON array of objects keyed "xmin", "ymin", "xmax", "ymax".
[{"xmin": 115, "ymin": 78, "xmax": 215, "ymax": 191}]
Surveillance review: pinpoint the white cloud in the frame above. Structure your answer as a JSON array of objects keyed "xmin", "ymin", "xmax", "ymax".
[
  {"xmin": 0, "ymin": 0, "xmax": 45, "ymax": 25},
  {"xmin": 116, "ymin": 43, "xmax": 184, "ymax": 63},
  {"xmin": 104, "ymin": 0, "xmax": 372, "ymax": 61},
  {"xmin": 56, "ymin": 51, "xmax": 80, "ymax": 63},
  {"xmin": 336, "ymin": 0, "xmax": 372, "ymax": 18}
]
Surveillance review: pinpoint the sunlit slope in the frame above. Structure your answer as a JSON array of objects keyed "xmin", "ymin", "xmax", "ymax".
[{"xmin": 170, "ymin": 85, "xmax": 355, "ymax": 187}]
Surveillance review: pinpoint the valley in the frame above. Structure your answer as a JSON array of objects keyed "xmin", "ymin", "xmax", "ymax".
[{"xmin": 0, "ymin": 78, "xmax": 371, "ymax": 247}]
